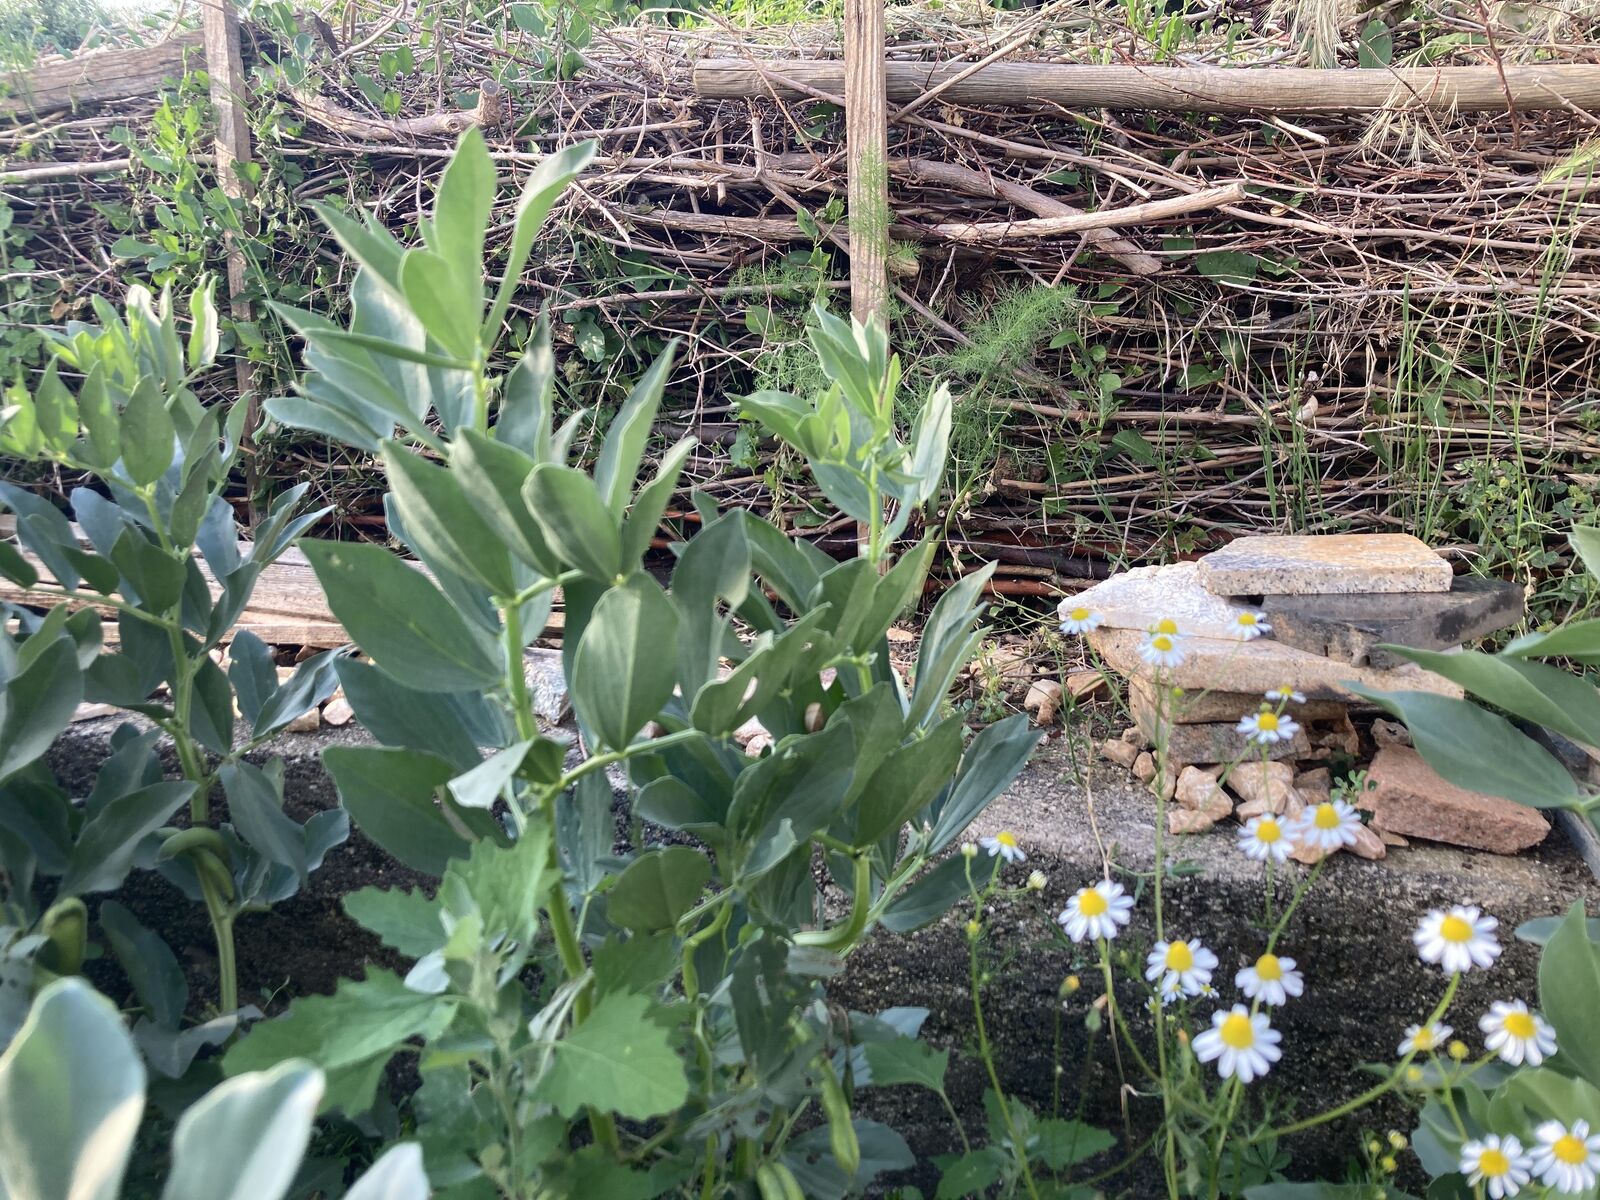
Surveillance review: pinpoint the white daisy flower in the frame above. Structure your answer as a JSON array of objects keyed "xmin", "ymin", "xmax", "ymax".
[
  {"xmin": 1263, "ymin": 685, "xmax": 1306, "ymax": 704},
  {"xmin": 1461, "ymin": 1134, "xmax": 1533, "ymax": 1199},
  {"xmin": 1414, "ymin": 906, "xmax": 1502, "ymax": 975},
  {"xmin": 1057, "ymin": 880, "xmax": 1134, "ymax": 943},
  {"xmin": 979, "ymin": 830, "xmax": 1026, "ymax": 864},
  {"xmin": 1154, "ymin": 973, "xmax": 1185, "ymax": 1008},
  {"xmin": 1532, "ymin": 1119, "xmax": 1600, "ymax": 1194},
  {"xmin": 1193, "ymin": 1005, "xmax": 1282, "ymax": 1083},
  {"xmin": 1235, "ymin": 953, "xmax": 1304, "ymax": 1007},
  {"xmin": 1145, "ymin": 938, "xmax": 1218, "ymax": 997},
  {"xmin": 1236, "ymin": 707, "xmax": 1301, "ymax": 746},
  {"xmin": 1480, "ymin": 1000, "xmax": 1558, "ymax": 1066},
  {"xmin": 1398, "ymin": 1021, "xmax": 1452, "ymax": 1057},
  {"xmin": 1238, "ymin": 814, "xmax": 1294, "ymax": 864},
  {"xmin": 1058, "ymin": 604, "xmax": 1103, "ymax": 635},
  {"xmin": 1293, "ymin": 799, "xmax": 1362, "ymax": 853},
  {"xmin": 1231, "ymin": 611, "xmax": 1271, "ymax": 640},
  {"xmin": 1138, "ymin": 629, "xmax": 1186, "ymax": 669}
]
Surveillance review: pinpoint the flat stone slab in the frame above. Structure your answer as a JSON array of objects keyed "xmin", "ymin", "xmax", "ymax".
[
  {"xmin": 1197, "ymin": 534, "xmax": 1452, "ymax": 597},
  {"xmin": 1087, "ymin": 626, "xmax": 1464, "ymax": 702},
  {"xmin": 1262, "ymin": 576, "xmax": 1524, "ymax": 668},
  {"xmin": 1364, "ymin": 745, "xmax": 1550, "ymax": 854},
  {"xmin": 1129, "ymin": 677, "xmax": 1351, "ymax": 726},
  {"xmin": 1059, "ymin": 561, "xmax": 1260, "ymax": 640}
]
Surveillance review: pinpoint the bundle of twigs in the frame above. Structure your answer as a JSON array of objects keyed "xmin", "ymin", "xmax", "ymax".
[{"xmin": 6, "ymin": 0, "xmax": 1600, "ymax": 609}]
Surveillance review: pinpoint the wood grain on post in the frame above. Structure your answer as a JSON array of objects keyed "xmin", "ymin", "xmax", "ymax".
[
  {"xmin": 200, "ymin": 0, "xmax": 259, "ymax": 515},
  {"xmin": 844, "ymin": 0, "xmax": 890, "ymax": 323},
  {"xmin": 695, "ymin": 59, "xmax": 1600, "ymax": 113}
]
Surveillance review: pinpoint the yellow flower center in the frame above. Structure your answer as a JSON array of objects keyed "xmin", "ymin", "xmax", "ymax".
[
  {"xmin": 1256, "ymin": 712, "xmax": 1280, "ymax": 732},
  {"xmin": 1077, "ymin": 888, "xmax": 1109, "ymax": 917},
  {"xmin": 1439, "ymin": 915, "xmax": 1474, "ymax": 943},
  {"xmin": 1166, "ymin": 942, "xmax": 1195, "ymax": 972},
  {"xmin": 1155, "ymin": 618, "xmax": 1180, "ymax": 635},
  {"xmin": 1479, "ymin": 1148, "xmax": 1510, "ymax": 1178},
  {"xmin": 1504, "ymin": 1011, "xmax": 1536, "ymax": 1039},
  {"xmin": 1238, "ymin": 613, "xmax": 1259, "ymax": 626},
  {"xmin": 1412, "ymin": 1027, "xmax": 1437, "ymax": 1051},
  {"xmin": 1256, "ymin": 819, "xmax": 1282, "ymax": 844},
  {"xmin": 1220, "ymin": 1014, "xmax": 1255, "ymax": 1049},
  {"xmin": 1151, "ymin": 634, "xmax": 1175, "ymax": 652},
  {"xmin": 1254, "ymin": 954, "xmax": 1283, "ymax": 981},
  {"xmin": 1312, "ymin": 803, "xmax": 1341, "ymax": 830},
  {"xmin": 1070, "ymin": 607, "xmax": 1090, "ymax": 621},
  {"xmin": 996, "ymin": 831, "xmax": 1018, "ymax": 848},
  {"xmin": 1555, "ymin": 1134, "xmax": 1588, "ymax": 1165}
]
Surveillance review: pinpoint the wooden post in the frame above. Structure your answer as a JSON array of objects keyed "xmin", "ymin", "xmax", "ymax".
[
  {"xmin": 200, "ymin": 0, "xmax": 259, "ymax": 520},
  {"xmin": 843, "ymin": 0, "xmax": 889, "ymax": 325}
]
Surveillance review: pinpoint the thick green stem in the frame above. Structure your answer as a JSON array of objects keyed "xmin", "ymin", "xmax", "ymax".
[
  {"xmin": 793, "ymin": 854, "xmax": 872, "ymax": 951},
  {"xmin": 197, "ymin": 871, "xmax": 238, "ymax": 1014}
]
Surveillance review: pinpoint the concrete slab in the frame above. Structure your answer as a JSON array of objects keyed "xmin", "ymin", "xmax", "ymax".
[{"xmin": 1197, "ymin": 534, "xmax": 1452, "ymax": 596}]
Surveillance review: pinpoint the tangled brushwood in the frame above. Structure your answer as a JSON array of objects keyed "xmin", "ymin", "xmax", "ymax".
[{"xmin": 5, "ymin": 0, "xmax": 1600, "ymax": 620}]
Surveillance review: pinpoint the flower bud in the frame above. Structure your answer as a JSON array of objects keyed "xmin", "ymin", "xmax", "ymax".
[
  {"xmin": 1387, "ymin": 1132, "xmax": 1406, "ymax": 1151},
  {"xmin": 965, "ymin": 919, "xmax": 981, "ymax": 940},
  {"xmin": 1026, "ymin": 870, "xmax": 1047, "ymax": 892},
  {"xmin": 961, "ymin": 843, "xmax": 978, "ymax": 859},
  {"xmin": 1447, "ymin": 1040, "xmax": 1469, "ymax": 1061},
  {"xmin": 1366, "ymin": 1140, "xmax": 1381, "ymax": 1157},
  {"xmin": 803, "ymin": 701, "xmax": 825, "ymax": 732},
  {"xmin": 1380, "ymin": 1155, "xmax": 1398, "ymax": 1173},
  {"xmin": 1061, "ymin": 975, "xmax": 1081, "ymax": 995},
  {"xmin": 1404, "ymin": 1067, "xmax": 1424, "ymax": 1085}
]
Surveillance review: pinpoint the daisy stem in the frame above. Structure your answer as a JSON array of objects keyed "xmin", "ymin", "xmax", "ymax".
[
  {"xmin": 1264, "ymin": 858, "xmax": 1326, "ymax": 956},
  {"xmin": 1207, "ymin": 1077, "xmax": 1245, "ymax": 1199},
  {"xmin": 1097, "ymin": 940, "xmax": 1157, "ymax": 1081},
  {"xmin": 1150, "ymin": 674, "xmax": 1180, "ymax": 1200},
  {"xmin": 1256, "ymin": 972, "xmax": 1460, "ymax": 1142},
  {"xmin": 968, "ymin": 937, "xmax": 1043, "ymax": 1200}
]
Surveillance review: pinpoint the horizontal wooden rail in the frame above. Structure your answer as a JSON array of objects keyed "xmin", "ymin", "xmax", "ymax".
[
  {"xmin": 2, "ymin": 32, "xmax": 203, "ymax": 118},
  {"xmin": 693, "ymin": 58, "xmax": 1600, "ymax": 113}
]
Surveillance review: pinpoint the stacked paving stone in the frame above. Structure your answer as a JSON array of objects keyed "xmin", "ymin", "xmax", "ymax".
[{"xmin": 1070, "ymin": 534, "xmax": 1549, "ymax": 856}]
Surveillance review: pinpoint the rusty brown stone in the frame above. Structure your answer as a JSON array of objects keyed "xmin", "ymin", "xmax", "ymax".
[{"xmin": 1362, "ymin": 746, "xmax": 1550, "ymax": 855}]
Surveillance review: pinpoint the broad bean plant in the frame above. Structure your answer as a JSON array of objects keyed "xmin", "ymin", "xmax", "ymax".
[
  {"xmin": 207, "ymin": 128, "xmax": 1035, "ymax": 1198},
  {"xmin": 0, "ymin": 280, "xmax": 341, "ymax": 1056}
]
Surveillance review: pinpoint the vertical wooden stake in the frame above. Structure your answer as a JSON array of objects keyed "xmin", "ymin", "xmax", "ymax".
[
  {"xmin": 844, "ymin": 0, "xmax": 889, "ymax": 560},
  {"xmin": 200, "ymin": 0, "xmax": 260, "ymax": 521},
  {"xmin": 844, "ymin": 0, "xmax": 889, "ymax": 325}
]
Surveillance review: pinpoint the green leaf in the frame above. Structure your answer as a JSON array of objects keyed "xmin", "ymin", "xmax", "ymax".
[
  {"xmin": 1032, "ymin": 1118, "xmax": 1115, "ymax": 1169},
  {"xmin": 929, "ymin": 713, "xmax": 1040, "ymax": 854},
  {"xmin": 301, "ymin": 540, "xmax": 502, "ymax": 692},
  {"xmin": 32, "ymin": 361, "xmax": 78, "ymax": 454},
  {"xmin": 0, "ymin": 635, "xmax": 82, "ymax": 783},
  {"xmin": 863, "ymin": 1037, "xmax": 948, "ymax": 1092},
  {"xmin": 162, "ymin": 1060, "xmax": 323, "ymax": 1200},
  {"xmin": 0, "ymin": 979, "xmax": 145, "ymax": 1200},
  {"xmin": 1384, "ymin": 646, "xmax": 1600, "ymax": 751},
  {"xmin": 324, "ymin": 746, "xmax": 471, "ymax": 876},
  {"xmin": 382, "ymin": 441, "xmax": 516, "ymax": 596},
  {"xmin": 1516, "ymin": 914, "xmax": 1600, "ymax": 946},
  {"xmin": 428, "ymin": 128, "xmax": 494, "ymax": 311},
  {"xmin": 342, "ymin": 888, "xmax": 444, "ymax": 958},
  {"xmin": 186, "ymin": 277, "xmax": 220, "ymax": 371},
  {"xmin": 486, "ymin": 141, "xmax": 597, "ymax": 339},
  {"xmin": 908, "ymin": 563, "xmax": 994, "ymax": 731},
  {"xmin": 935, "ymin": 1148, "xmax": 1006, "ymax": 1200},
  {"xmin": 333, "ymin": 658, "xmax": 495, "ymax": 771},
  {"xmin": 452, "ymin": 429, "xmax": 559, "ymax": 574},
  {"xmin": 0, "ymin": 538, "xmax": 37, "ymax": 589},
  {"xmin": 99, "ymin": 900, "xmax": 187, "ymax": 1027},
  {"xmin": 880, "ymin": 856, "xmax": 969, "ymax": 934},
  {"xmin": 1356, "ymin": 18, "xmax": 1393, "ymax": 67},
  {"xmin": 220, "ymin": 761, "xmax": 311, "ymax": 881},
  {"xmin": 121, "ymin": 376, "xmax": 176, "ymax": 486},
  {"xmin": 852, "ymin": 716, "xmax": 965, "ymax": 848},
  {"xmin": 224, "ymin": 970, "xmax": 455, "ymax": 1115},
  {"xmin": 537, "ymin": 991, "xmax": 688, "ymax": 1120},
  {"xmin": 399, "ymin": 248, "xmax": 480, "ymax": 361},
  {"xmin": 443, "ymin": 824, "xmax": 556, "ymax": 947},
  {"xmin": 571, "ymin": 573, "xmax": 679, "ymax": 751},
  {"xmin": 606, "ymin": 847, "xmax": 711, "ymax": 932},
  {"xmin": 60, "ymin": 782, "xmax": 194, "ymax": 895},
  {"xmin": 595, "ymin": 346, "xmax": 676, "ymax": 514},
  {"xmin": 1501, "ymin": 619, "xmax": 1600, "ymax": 664},
  {"xmin": 621, "ymin": 436, "xmax": 695, "ymax": 566},
  {"xmin": 109, "ymin": 529, "xmax": 186, "ymax": 614},
  {"xmin": 523, "ymin": 464, "xmax": 623, "ymax": 581},
  {"xmin": 344, "ymin": 1144, "xmax": 429, "ymax": 1200},
  {"xmin": 1347, "ymin": 687, "xmax": 1584, "ymax": 809},
  {"xmin": 1541, "ymin": 902, "xmax": 1600, "ymax": 1087},
  {"xmin": 1570, "ymin": 527, "xmax": 1600, "ymax": 584},
  {"xmin": 1195, "ymin": 249, "xmax": 1260, "ymax": 285}
]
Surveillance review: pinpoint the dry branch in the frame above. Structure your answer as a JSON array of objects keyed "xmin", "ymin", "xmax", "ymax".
[
  {"xmin": 292, "ymin": 80, "xmax": 507, "ymax": 141},
  {"xmin": 694, "ymin": 59, "xmax": 1600, "ymax": 113},
  {"xmin": 926, "ymin": 183, "xmax": 1249, "ymax": 241}
]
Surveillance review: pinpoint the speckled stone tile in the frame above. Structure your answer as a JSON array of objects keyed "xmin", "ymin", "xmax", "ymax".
[
  {"xmin": 1196, "ymin": 534, "xmax": 1452, "ymax": 596},
  {"xmin": 1058, "ymin": 561, "xmax": 1261, "ymax": 640}
]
